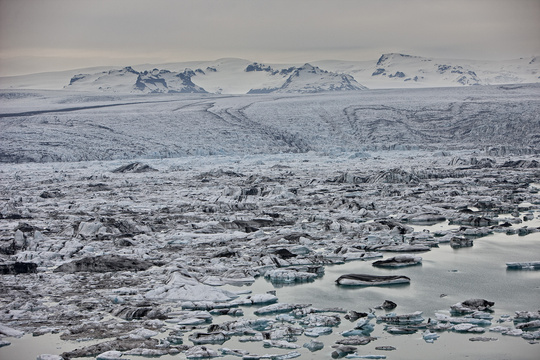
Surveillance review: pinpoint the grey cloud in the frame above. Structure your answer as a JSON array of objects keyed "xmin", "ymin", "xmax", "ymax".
[{"xmin": 1, "ymin": 0, "xmax": 539, "ymax": 75}]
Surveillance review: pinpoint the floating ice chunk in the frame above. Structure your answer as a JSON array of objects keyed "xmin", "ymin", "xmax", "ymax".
[
  {"xmin": 272, "ymin": 351, "xmax": 302, "ymax": 359},
  {"xmin": 336, "ymin": 274, "xmax": 410, "ymax": 286},
  {"xmin": 185, "ymin": 345, "xmax": 220, "ymax": 359},
  {"xmin": 188, "ymin": 332, "xmax": 230, "ymax": 345},
  {"xmin": 343, "ymin": 251, "xmax": 383, "ymax": 261},
  {"xmin": 331, "ymin": 344, "xmax": 358, "ymax": 358},
  {"xmin": 146, "ymin": 282, "xmax": 238, "ymax": 302},
  {"xmin": 423, "ymin": 330, "xmax": 440, "ymax": 343},
  {"xmin": 181, "ymin": 301, "xmax": 233, "ymax": 310},
  {"xmin": 275, "ymin": 314, "xmax": 296, "ymax": 323},
  {"xmin": 111, "ymin": 306, "xmax": 165, "ymax": 320},
  {"xmin": 514, "ymin": 310, "xmax": 540, "ymax": 322},
  {"xmin": 0, "ymin": 323, "xmax": 24, "ymax": 337},
  {"xmin": 471, "ymin": 311, "xmax": 493, "ymax": 320},
  {"xmin": 522, "ymin": 330, "xmax": 540, "ymax": 340},
  {"xmin": 96, "ymin": 351, "xmax": 123, "ymax": 360},
  {"xmin": 0, "ymin": 339, "xmax": 11, "ymax": 348},
  {"xmin": 450, "ymin": 299, "xmax": 494, "ymax": 314},
  {"xmin": 303, "ymin": 339, "xmax": 324, "ymax": 352},
  {"xmin": 515, "ymin": 320, "xmax": 540, "ymax": 330},
  {"xmin": 290, "ymin": 306, "xmax": 345, "ymax": 317},
  {"xmin": 209, "ymin": 308, "xmax": 244, "ymax": 316},
  {"xmin": 376, "ymin": 244, "xmax": 431, "ymax": 252},
  {"xmin": 405, "ymin": 213, "xmax": 446, "ymax": 224},
  {"xmin": 36, "ymin": 355, "xmax": 63, "ymax": 360},
  {"xmin": 175, "ymin": 317, "xmax": 207, "ymax": 326},
  {"xmin": 289, "ymin": 245, "xmax": 311, "ymax": 255},
  {"xmin": 342, "ymin": 329, "xmax": 373, "ymax": 337},
  {"xmin": 219, "ymin": 347, "xmax": 250, "ymax": 357},
  {"xmin": 265, "ymin": 325, "xmax": 304, "ymax": 341},
  {"xmin": 126, "ymin": 348, "xmax": 171, "ymax": 356},
  {"xmin": 452, "ymin": 324, "xmax": 485, "ymax": 333},
  {"xmin": 336, "ymin": 336, "xmax": 376, "ymax": 345},
  {"xmin": 374, "ymin": 300, "xmax": 397, "ymax": 310},
  {"xmin": 506, "ymin": 261, "xmax": 540, "ymax": 270},
  {"xmin": 263, "ymin": 339, "xmax": 300, "ymax": 349},
  {"xmin": 504, "ymin": 328, "xmax": 523, "ymax": 336},
  {"xmin": 239, "ymin": 332, "xmax": 264, "ymax": 342},
  {"xmin": 355, "ymin": 317, "xmax": 373, "ymax": 329},
  {"xmin": 230, "ymin": 293, "xmax": 278, "ymax": 306},
  {"xmin": 300, "ymin": 314, "xmax": 341, "ymax": 327},
  {"xmin": 264, "ymin": 269, "xmax": 318, "ymax": 283},
  {"xmin": 254, "ymin": 303, "xmax": 300, "ymax": 315},
  {"xmin": 489, "ymin": 326, "xmax": 511, "ymax": 332},
  {"xmin": 469, "ymin": 337, "xmax": 498, "ymax": 342},
  {"xmin": 372, "ymin": 255, "xmax": 422, "ymax": 268},
  {"xmin": 211, "ymin": 318, "xmax": 275, "ymax": 335},
  {"xmin": 385, "ymin": 326, "xmax": 418, "ymax": 334},
  {"xmin": 450, "ymin": 236, "xmax": 473, "ymax": 248},
  {"xmin": 378, "ymin": 311, "xmax": 424, "ymax": 325},
  {"xmin": 435, "ymin": 313, "xmax": 491, "ymax": 326},
  {"xmin": 375, "ymin": 346, "xmax": 396, "ymax": 351},
  {"xmin": 351, "ymin": 318, "xmax": 375, "ymax": 335},
  {"xmin": 166, "ymin": 330, "xmax": 183, "ymax": 345},
  {"xmin": 304, "ymin": 327, "xmax": 333, "ymax": 337},
  {"xmin": 127, "ymin": 328, "xmax": 158, "ymax": 340},
  {"xmin": 344, "ymin": 354, "xmax": 386, "ymax": 359},
  {"xmin": 428, "ymin": 322, "xmax": 453, "ymax": 331}
]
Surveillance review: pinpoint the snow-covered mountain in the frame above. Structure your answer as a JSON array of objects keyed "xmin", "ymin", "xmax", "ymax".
[
  {"xmin": 0, "ymin": 53, "xmax": 538, "ymax": 94},
  {"xmin": 64, "ymin": 61, "xmax": 366, "ymax": 94},
  {"xmin": 249, "ymin": 63, "xmax": 367, "ymax": 93},
  {"xmin": 315, "ymin": 53, "xmax": 540, "ymax": 89},
  {"xmin": 67, "ymin": 66, "xmax": 207, "ymax": 93}
]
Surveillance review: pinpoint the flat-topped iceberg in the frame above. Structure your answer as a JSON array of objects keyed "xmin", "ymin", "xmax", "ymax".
[
  {"xmin": 506, "ymin": 261, "xmax": 540, "ymax": 270},
  {"xmin": 372, "ymin": 255, "xmax": 422, "ymax": 268},
  {"xmin": 336, "ymin": 274, "xmax": 410, "ymax": 286}
]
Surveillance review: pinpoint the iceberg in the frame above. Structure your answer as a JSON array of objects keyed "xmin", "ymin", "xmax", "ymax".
[
  {"xmin": 450, "ymin": 299, "xmax": 494, "ymax": 314},
  {"xmin": 422, "ymin": 330, "xmax": 440, "ymax": 343},
  {"xmin": 377, "ymin": 311, "xmax": 424, "ymax": 325},
  {"xmin": 264, "ymin": 268, "xmax": 318, "ymax": 283},
  {"xmin": 96, "ymin": 351, "xmax": 123, "ymax": 360},
  {"xmin": 263, "ymin": 339, "xmax": 300, "ymax": 349},
  {"xmin": 336, "ymin": 335, "xmax": 376, "ymax": 345},
  {"xmin": 336, "ymin": 274, "xmax": 410, "ymax": 286},
  {"xmin": 254, "ymin": 303, "xmax": 303, "ymax": 315},
  {"xmin": 303, "ymin": 339, "xmax": 324, "ymax": 351},
  {"xmin": 515, "ymin": 320, "xmax": 540, "ymax": 330},
  {"xmin": 506, "ymin": 261, "xmax": 540, "ymax": 270},
  {"xmin": 304, "ymin": 326, "xmax": 333, "ymax": 337},
  {"xmin": 188, "ymin": 332, "xmax": 230, "ymax": 345},
  {"xmin": 185, "ymin": 345, "xmax": 220, "ymax": 359},
  {"xmin": 372, "ymin": 255, "xmax": 422, "ymax": 268}
]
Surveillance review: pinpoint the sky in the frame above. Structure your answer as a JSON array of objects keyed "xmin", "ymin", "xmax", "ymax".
[{"xmin": 0, "ymin": 0, "xmax": 539, "ymax": 76}]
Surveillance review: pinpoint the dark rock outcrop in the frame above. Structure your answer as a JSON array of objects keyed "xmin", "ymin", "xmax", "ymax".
[{"xmin": 0, "ymin": 261, "xmax": 38, "ymax": 274}]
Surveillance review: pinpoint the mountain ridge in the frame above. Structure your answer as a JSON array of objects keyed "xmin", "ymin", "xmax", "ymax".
[{"xmin": 1, "ymin": 53, "xmax": 538, "ymax": 94}]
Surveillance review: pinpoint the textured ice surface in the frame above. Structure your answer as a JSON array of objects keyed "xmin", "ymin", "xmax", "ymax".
[
  {"xmin": 1, "ymin": 84, "xmax": 539, "ymax": 163},
  {"xmin": 0, "ymin": 84, "xmax": 539, "ymax": 359}
]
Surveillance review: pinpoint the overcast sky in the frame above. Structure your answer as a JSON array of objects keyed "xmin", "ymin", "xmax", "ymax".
[{"xmin": 0, "ymin": 0, "xmax": 539, "ymax": 76}]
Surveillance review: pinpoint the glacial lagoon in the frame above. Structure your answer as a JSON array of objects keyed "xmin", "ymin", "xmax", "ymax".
[{"xmin": 2, "ymin": 217, "xmax": 539, "ymax": 360}]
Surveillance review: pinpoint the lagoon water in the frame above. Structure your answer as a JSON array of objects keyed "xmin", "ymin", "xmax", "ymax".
[{"xmin": 1, "ymin": 219, "xmax": 539, "ymax": 360}]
